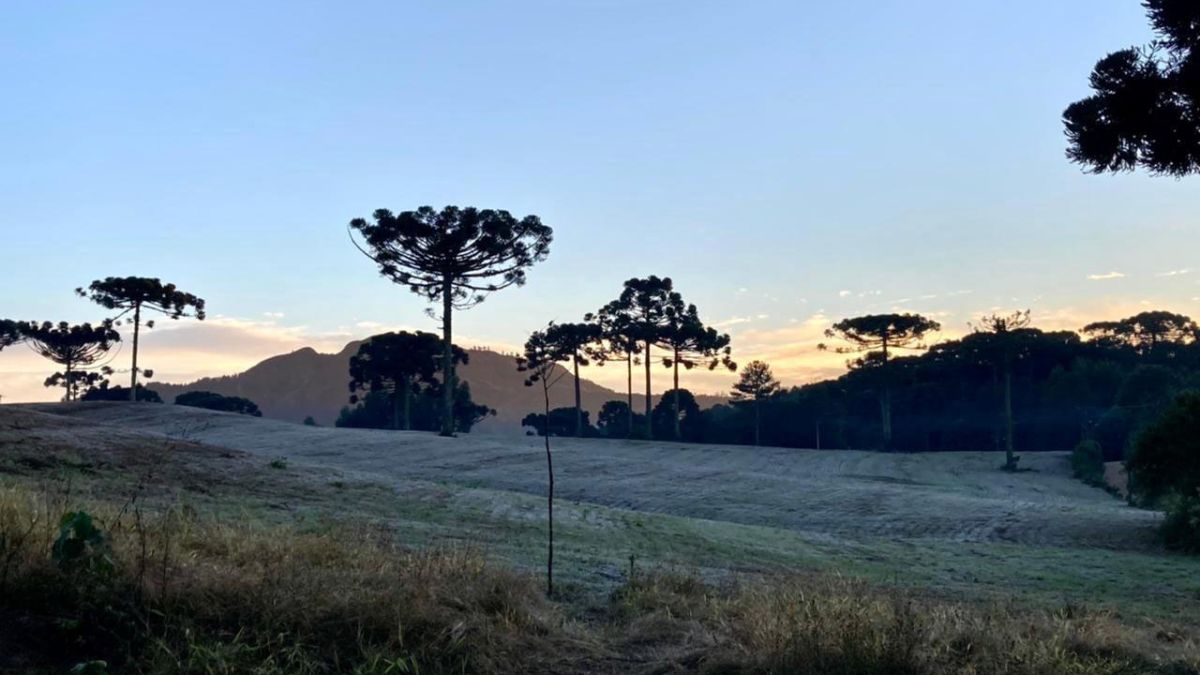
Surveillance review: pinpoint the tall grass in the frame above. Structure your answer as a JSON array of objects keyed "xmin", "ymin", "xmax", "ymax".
[{"xmin": 1, "ymin": 485, "xmax": 1196, "ymax": 674}]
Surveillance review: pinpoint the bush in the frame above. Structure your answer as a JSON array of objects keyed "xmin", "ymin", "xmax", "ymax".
[
  {"xmin": 1127, "ymin": 391, "xmax": 1200, "ymax": 505},
  {"xmin": 174, "ymin": 391, "xmax": 262, "ymax": 417},
  {"xmin": 81, "ymin": 384, "xmax": 162, "ymax": 403},
  {"xmin": 1071, "ymin": 439, "xmax": 1106, "ymax": 486},
  {"xmin": 1161, "ymin": 494, "xmax": 1200, "ymax": 553}
]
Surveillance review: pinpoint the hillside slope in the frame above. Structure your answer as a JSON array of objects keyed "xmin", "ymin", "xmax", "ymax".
[{"xmin": 151, "ymin": 341, "xmax": 726, "ymax": 430}]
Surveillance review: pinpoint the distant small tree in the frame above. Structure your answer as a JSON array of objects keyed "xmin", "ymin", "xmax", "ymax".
[
  {"xmin": 657, "ymin": 303, "xmax": 735, "ymax": 440},
  {"xmin": 968, "ymin": 310, "xmax": 1033, "ymax": 471},
  {"xmin": 348, "ymin": 331, "xmax": 465, "ymax": 431},
  {"xmin": 597, "ymin": 400, "xmax": 637, "ymax": 438},
  {"xmin": 24, "ymin": 322, "xmax": 121, "ymax": 401},
  {"xmin": 730, "ymin": 360, "xmax": 781, "ymax": 446},
  {"xmin": 350, "ymin": 206, "xmax": 552, "ymax": 436},
  {"xmin": 1064, "ymin": 0, "xmax": 1200, "ymax": 177},
  {"xmin": 597, "ymin": 276, "xmax": 679, "ymax": 438},
  {"xmin": 821, "ymin": 313, "xmax": 941, "ymax": 450},
  {"xmin": 81, "ymin": 383, "xmax": 162, "ymax": 403},
  {"xmin": 521, "ymin": 407, "xmax": 592, "ymax": 437},
  {"xmin": 303, "ymin": 415, "xmax": 319, "ymax": 426},
  {"xmin": 516, "ymin": 326, "xmax": 568, "ymax": 596},
  {"xmin": 651, "ymin": 388, "xmax": 701, "ymax": 441},
  {"xmin": 77, "ymin": 277, "xmax": 206, "ymax": 402},
  {"xmin": 1127, "ymin": 391, "xmax": 1200, "ymax": 551},
  {"xmin": 175, "ymin": 391, "xmax": 262, "ymax": 417},
  {"xmin": 542, "ymin": 322, "xmax": 601, "ymax": 437}
]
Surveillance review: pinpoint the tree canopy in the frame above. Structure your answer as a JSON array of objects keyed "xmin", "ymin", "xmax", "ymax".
[
  {"xmin": 348, "ymin": 331, "xmax": 465, "ymax": 431},
  {"xmin": 541, "ymin": 321, "xmax": 602, "ymax": 437},
  {"xmin": 175, "ymin": 391, "xmax": 262, "ymax": 417},
  {"xmin": 1064, "ymin": 0, "xmax": 1200, "ymax": 176},
  {"xmin": 1082, "ymin": 311, "xmax": 1198, "ymax": 355},
  {"xmin": 350, "ymin": 205, "xmax": 552, "ymax": 436},
  {"xmin": 77, "ymin": 276, "xmax": 206, "ymax": 402},
  {"xmin": 23, "ymin": 321, "xmax": 121, "ymax": 401}
]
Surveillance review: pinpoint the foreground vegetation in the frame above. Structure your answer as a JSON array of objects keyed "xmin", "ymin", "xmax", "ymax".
[{"xmin": 2, "ymin": 484, "xmax": 1197, "ymax": 674}]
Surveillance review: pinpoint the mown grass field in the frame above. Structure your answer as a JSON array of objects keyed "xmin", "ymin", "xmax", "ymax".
[{"xmin": 2, "ymin": 402, "xmax": 1198, "ymax": 673}]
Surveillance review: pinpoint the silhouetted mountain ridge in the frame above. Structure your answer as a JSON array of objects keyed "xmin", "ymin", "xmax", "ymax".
[{"xmin": 152, "ymin": 341, "xmax": 726, "ymax": 432}]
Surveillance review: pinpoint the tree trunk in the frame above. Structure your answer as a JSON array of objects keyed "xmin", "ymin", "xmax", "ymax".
[
  {"xmin": 1004, "ymin": 358, "xmax": 1016, "ymax": 470},
  {"xmin": 403, "ymin": 378, "xmax": 411, "ymax": 431},
  {"xmin": 815, "ymin": 418, "xmax": 821, "ymax": 450},
  {"xmin": 440, "ymin": 280, "xmax": 455, "ymax": 437},
  {"xmin": 130, "ymin": 303, "xmax": 141, "ymax": 402},
  {"xmin": 754, "ymin": 397, "xmax": 761, "ymax": 446},
  {"xmin": 573, "ymin": 355, "xmax": 582, "ymax": 437},
  {"xmin": 542, "ymin": 383, "xmax": 554, "ymax": 596},
  {"xmin": 880, "ymin": 338, "xmax": 892, "ymax": 451},
  {"xmin": 392, "ymin": 385, "xmax": 402, "ymax": 431},
  {"xmin": 65, "ymin": 360, "xmax": 73, "ymax": 402},
  {"xmin": 644, "ymin": 341, "xmax": 653, "ymax": 439},
  {"xmin": 625, "ymin": 355, "xmax": 633, "ymax": 438},
  {"xmin": 672, "ymin": 349, "xmax": 681, "ymax": 440}
]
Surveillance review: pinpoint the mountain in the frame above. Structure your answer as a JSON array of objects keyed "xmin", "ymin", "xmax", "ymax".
[{"xmin": 152, "ymin": 342, "xmax": 727, "ymax": 432}]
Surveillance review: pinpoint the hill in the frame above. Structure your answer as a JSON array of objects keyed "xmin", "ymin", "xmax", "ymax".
[{"xmin": 151, "ymin": 341, "xmax": 726, "ymax": 430}]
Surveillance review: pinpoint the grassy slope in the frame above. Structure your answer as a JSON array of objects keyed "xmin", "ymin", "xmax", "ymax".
[{"xmin": 4, "ymin": 403, "xmax": 1199, "ymax": 626}]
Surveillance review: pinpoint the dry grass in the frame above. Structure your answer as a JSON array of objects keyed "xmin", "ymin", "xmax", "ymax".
[{"xmin": 1, "ymin": 484, "xmax": 1197, "ymax": 674}]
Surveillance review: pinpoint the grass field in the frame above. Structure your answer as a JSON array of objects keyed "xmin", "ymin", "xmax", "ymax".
[{"xmin": 2, "ymin": 402, "xmax": 1199, "ymax": 672}]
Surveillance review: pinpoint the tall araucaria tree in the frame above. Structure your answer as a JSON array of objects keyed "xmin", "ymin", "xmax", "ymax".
[
  {"xmin": 516, "ymin": 326, "xmax": 569, "ymax": 597},
  {"xmin": 657, "ymin": 303, "xmax": 735, "ymax": 440},
  {"xmin": 24, "ymin": 321, "xmax": 121, "ymax": 401},
  {"xmin": 821, "ymin": 313, "xmax": 941, "ymax": 450},
  {"xmin": 596, "ymin": 276, "xmax": 678, "ymax": 439},
  {"xmin": 1064, "ymin": 0, "xmax": 1200, "ymax": 177},
  {"xmin": 586, "ymin": 309, "xmax": 641, "ymax": 438},
  {"xmin": 348, "ymin": 331, "xmax": 466, "ymax": 431},
  {"xmin": 1082, "ymin": 311, "xmax": 1198, "ymax": 357},
  {"xmin": 730, "ymin": 360, "xmax": 781, "ymax": 447},
  {"xmin": 76, "ymin": 277, "xmax": 206, "ymax": 402},
  {"xmin": 542, "ymin": 321, "xmax": 602, "ymax": 437},
  {"xmin": 349, "ymin": 206, "xmax": 552, "ymax": 436},
  {"xmin": 967, "ymin": 310, "xmax": 1034, "ymax": 471}
]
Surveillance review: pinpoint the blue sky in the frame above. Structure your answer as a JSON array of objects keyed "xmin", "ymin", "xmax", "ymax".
[{"xmin": 2, "ymin": 1, "xmax": 1198, "ymax": 400}]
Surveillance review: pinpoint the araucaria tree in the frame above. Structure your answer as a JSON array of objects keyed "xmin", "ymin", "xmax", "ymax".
[
  {"xmin": 822, "ymin": 313, "xmax": 941, "ymax": 450},
  {"xmin": 1064, "ymin": 0, "xmax": 1200, "ymax": 176},
  {"xmin": 730, "ymin": 360, "xmax": 780, "ymax": 446},
  {"xmin": 542, "ymin": 322, "xmax": 601, "ymax": 437},
  {"xmin": 967, "ymin": 310, "xmax": 1033, "ymax": 471},
  {"xmin": 24, "ymin": 321, "xmax": 121, "ymax": 401},
  {"xmin": 77, "ymin": 277, "xmax": 206, "ymax": 402},
  {"xmin": 1082, "ymin": 311, "xmax": 1198, "ymax": 356},
  {"xmin": 0, "ymin": 320, "xmax": 23, "ymax": 351},
  {"xmin": 657, "ymin": 303, "xmax": 735, "ymax": 440},
  {"xmin": 597, "ymin": 276, "xmax": 678, "ymax": 439},
  {"xmin": 348, "ymin": 331, "xmax": 465, "ymax": 431},
  {"xmin": 516, "ymin": 326, "xmax": 568, "ymax": 596},
  {"xmin": 350, "ymin": 206, "xmax": 552, "ymax": 436},
  {"xmin": 586, "ymin": 309, "xmax": 641, "ymax": 438}
]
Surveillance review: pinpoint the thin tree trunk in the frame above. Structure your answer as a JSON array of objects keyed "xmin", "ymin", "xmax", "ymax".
[
  {"xmin": 754, "ymin": 397, "xmax": 761, "ymax": 446},
  {"xmin": 573, "ymin": 355, "xmax": 582, "ymax": 437},
  {"xmin": 130, "ymin": 303, "xmax": 141, "ymax": 402},
  {"xmin": 440, "ymin": 280, "xmax": 455, "ymax": 437},
  {"xmin": 392, "ymin": 385, "xmax": 402, "ymax": 431},
  {"xmin": 402, "ymin": 377, "xmax": 411, "ymax": 431},
  {"xmin": 644, "ymin": 341, "xmax": 652, "ymax": 439},
  {"xmin": 672, "ymin": 349, "xmax": 681, "ymax": 440},
  {"xmin": 880, "ymin": 339, "xmax": 891, "ymax": 451},
  {"xmin": 625, "ymin": 354, "xmax": 633, "ymax": 438},
  {"xmin": 542, "ymin": 383, "xmax": 554, "ymax": 596},
  {"xmin": 1004, "ymin": 358, "xmax": 1015, "ymax": 469},
  {"xmin": 65, "ymin": 361, "xmax": 73, "ymax": 402},
  {"xmin": 815, "ymin": 419, "xmax": 821, "ymax": 450}
]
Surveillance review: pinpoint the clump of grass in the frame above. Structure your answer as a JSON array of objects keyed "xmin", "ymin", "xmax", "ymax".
[
  {"xmin": 610, "ymin": 570, "xmax": 1199, "ymax": 675},
  {"xmin": 268, "ymin": 457, "xmax": 288, "ymax": 470},
  {"xmin": 0, "ymin": 486, "xmax": 580, "ymax": 674}
]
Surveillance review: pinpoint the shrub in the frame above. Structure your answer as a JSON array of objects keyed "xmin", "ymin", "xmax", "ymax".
[
  {"xmin": 174, "ymin": 391, "xmax": 262, "ymax": 417},
  {"xmin": 1161, "ymin": 494, "xmax": 1200, "ymax": 553},
  {"xmin": 81, "ymin": 384, "xmax": 163, "ymax": 403},
  {"xmin": 1127, "ymin": 391, "xmax": 1200, "ymax": 505},
  {"xmin": 1071, "ymin": 439, "xmax": 1106, "ymax": 486}
]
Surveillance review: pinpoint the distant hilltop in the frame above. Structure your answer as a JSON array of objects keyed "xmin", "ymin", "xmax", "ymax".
[{"xmin": 152, "ymin": 341, "xmax": 726, "ymax": 432}]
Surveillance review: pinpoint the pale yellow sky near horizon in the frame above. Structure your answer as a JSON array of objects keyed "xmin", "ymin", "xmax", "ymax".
[{"xmin": 0, "ymin": 298, "xmax": 1171, "ymax": 404}]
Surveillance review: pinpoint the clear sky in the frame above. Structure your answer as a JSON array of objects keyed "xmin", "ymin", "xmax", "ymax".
[{"xmin": 2, "ymin": 1, "xmax": 1198, "ymax": 402}]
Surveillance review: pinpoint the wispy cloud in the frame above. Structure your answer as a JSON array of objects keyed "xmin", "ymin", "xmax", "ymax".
[
  {"xmin": 1086, "ymin": 271, "xmax": 1126, "ymax": 281},
  {"xmin": 1156, "ymin": 269, "xmax": 1191, "ymax": 277},
  {"xmin": 838, "ymin": 290, "xmax": 852, "ymax": 298}
]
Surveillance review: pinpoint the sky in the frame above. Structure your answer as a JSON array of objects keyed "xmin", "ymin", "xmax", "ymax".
[{"xmin": 2, "ymin": 1, "xmax": 1198, "ymax": 402}]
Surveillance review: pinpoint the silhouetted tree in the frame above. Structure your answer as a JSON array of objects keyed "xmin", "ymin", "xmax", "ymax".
[
  {"xmin": 0, "ymin": 320, "xmax": 23, "ymax": 351},
  {"xmin": 1083, "ymin": 311, "xmax": 1198, "ymax": 356},
  {"xmin": 24, "ymin": 322, "xmax": 120, "ymax": 401},
  {"xmin": 587, "ymin": 309, "xmax": 641, "ymax": 438},
  {"xmin": 350, "ymin": 205, "xmax": 552, "ymax": 436},
  {"xmin": 81, "ymin": 383, "xmax": 162, "ymax": 403},
  {"xmin": 336, "ymin": 383, "xmax": 491, "ymax": 432},
  {"xmin": 348, "ymin": 331, "xmax": 465, "ymax": 431},
  {"xmin": 1064, "ymin": 0, "xmax": 1200, "ymax": 176},
  {"xmin": 596, "ymin": 400, "xmax": 643, "ymax": 438},
  {"xmin": 651, "ymin": 388, "xmax": 702, "ymax": 441},
  {"xmin": 76, "ymin": 277, "xmax": 206, "ymax": 402},
  {"xmin": 522, "ymin": 407, "xmax": 593, "ymax": 437},
  {"xmin": 968, "ymin": 310, "xmax": 1033, "ymax": 470},
  {"xmin": 541, "ymin": 322, "xmax": 601, "ymax": 437},
  {"xmin": 822, "ymin": 313, "xmax": 941, "ymax": 449},
  {"xmin": 730, "ymin": 360, "xmax": 781, "ymax": 446},
  {"xmin": 516, "ymin": 326, "xmax": 566, "ymax": 596},
  {"xmin": 597, "ymin": 276, "xmax": 678, "ymax": 438},
  {"xmin": 658, "ymin": 303, "xmax": 735, "ymax": 440},
  {"xmin": 175, "ymin": 391, "xmax": 262, "ymax": 416}
]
